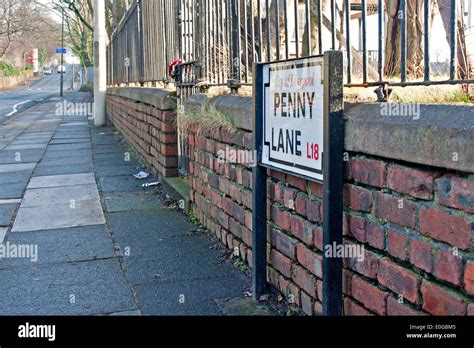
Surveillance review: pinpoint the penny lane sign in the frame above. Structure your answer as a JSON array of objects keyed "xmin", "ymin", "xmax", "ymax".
[{"xmin": 252, "ymin": 51, "xmax": 344, "ymax": 315}]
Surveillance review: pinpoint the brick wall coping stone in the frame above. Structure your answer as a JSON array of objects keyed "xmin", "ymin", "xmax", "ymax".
[
  {"xmin": 184, "ymin": 93, "xmax": 474, "ymax": 174},
  {"xmin": 107, "ymin": 87, "xmax": 176, "ymax": 111}
]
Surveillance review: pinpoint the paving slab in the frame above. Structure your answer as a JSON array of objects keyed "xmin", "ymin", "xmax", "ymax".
[
  {"xmin": 33, "ymin": 163, "xmax": 94, "ymax": 176},
  {"xmin": 103, "ymin": 191, "xmax": 164, "ymax": 212},
  {"xmin": 0, "ymin": 259, "xmax": 137, "ymax": 315},
  {"xmin": 50, "ymin": 138, "xmax": 90, "ymax": 145},
  {"xmin": 95, "ymin": 163, "xmax": 142, "ymax": 177},
  {"xmin": 0, "ymin": 172, "xmax": 32, "ymax": 185},
  {"xmin": 0, "ymin": 183, "xmax": 27, "ymax": 199},
  {"xmin": 39, "ymin": 157, "xmax": 92, "ymax": 167},
  {"xmin": 108, "ymin": 209, "xmax": 195, "ymax": 244},
  {"xmin": 0, "ymin": 163, "xmax": 36, "ymax": 173},
  {"xmin": 22, "ymin": 184, "xmax": 100, "ymax": 208},
  {"xmin": 0, "ymin": 227, "xmax": 7, "ymax": 243},
  {"xmin": 28, "ymin": 173, "xmax": 96, "ymax": 189},
  {"xmin": 134, "ymin": 276, "xmax": 250, "ymax": 315},
  {"xmin": 43, "ymin": 149, "xmax": 92, "ymax": 159},
  {"xmin": 46, "ymin": 143, "xmax": 92, "ymax": 152},
  {"xmin": 98, "ymin": 175, "xmax": 146, "ymax": 192},
  {"xmin": 0, "ymin": 204, "xmax": 17, "ymax": 226},
  {"xmin": 2, "ymin": 225, "xmax": 114, "ymax": 267},
  {"xmin": 4, "ymin": 144, "xmax": 47, "ymax": 150},
  {"xmin": 12, "ymin": 202, "xmax": 105, "ymax": 232}
]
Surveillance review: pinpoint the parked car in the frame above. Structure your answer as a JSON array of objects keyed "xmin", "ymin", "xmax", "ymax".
[
  {"xmin": 43, "ymin": 67, "xmax": 53, "ymax": 75},
  {"xmin": 57, "ymin": 65, "xmax": 66, "ymax": 74}
]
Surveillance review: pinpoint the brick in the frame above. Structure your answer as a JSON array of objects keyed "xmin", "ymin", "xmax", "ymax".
[
  {"xmin": 344, "ymin": 297, "xmax": 373, "ymax": 315},
  {"xmin": 287, "ymin": 175, "xmax": 307, "ymax": 192},
  {"xmin": 295, "ymin": 193, "xmax": 307, "ymax": 216},
  {"xmin": 421, "ymin": 281, "xmax": 466, "ymax": 315},
  {"xmin": 309, "ymin": 182, "xmax": 324, "ymax": 198},
  {"xmin": 241, "ymin": 226, "xmax": 252, "ymax": 247},
  {"xmin": 386, "ymin": 228, "xmax": 409, "ymax": 261},
  {"xmin": 217, "ymin": 211, "xmax": 229, "ymax": 230},
  {"xmin": 351, "ymin": 157, "xmax": 386, "ymax": 188},
  {"xmin": 348, "ymin": 247, "xmax": 380, "ymax": 280},
  {"xmin": 291, "ymin": 264, "xmax": 317, "ymax": 298},
  {"xmin": 434, "ymin": 248, "xmax": 463, "ymax": 286},
  {"xmin": 419, "ymin": 207, "xmax": 472, "ymax": 250},
  {"xmin": 468, "ymin": 303, "xmax": 474, "ymax": 315},
  {"xmin": 386, "ymin": 296, "xmax": 426, "ymax": 316},
  {"xmin": 314, "ymin": 301, "xmax": 323, "ymax": 315},
  {"xmin": 437, "ymin": 175, "xmax": 474, "ymax": 213},
  {"xmin": 349, "ymin": 215, "xmax": 366, "ymax": 243},
  {"xmin": 279, "ymin": 277, "xmax": 301, "ymax": 306},
  {"xmin": 284, "ymin": 187, "xmax": 297, "ymax": 210},
  {"xmin": 270, "ymin": 249, "xmax": 292, "ymax": 278},
  {"xmin": 409, "ymin": 238, "xmax": 433, "ymax": 273},
  {"xmin": 306, "ymin": 200, "xmax": 321, "ymax": 223},
  {"xmin": 211, "ymin": 190, "xmax": 221, "ymax": 207},
  {"xmin": 374, "ymin": 193, "xmax": 417, "ymax": 229},
  {"xmin": 343, "ymin": 270, "xmax": 352, "ymax": 296},
  {"xmin": 378, "ymin": 258, "xmax": 421, "ymax": 304},
  {"xmin": 290, "ymin": 214, "xmax": 313, "ymax": 245},
  {"xmin": 296, "ymin": 244, "xmax": 322, "ymax": 278},
  {"xmin": 219, "ymin": 177, "xmax": 230, "ymax": 195},
  {"xmin": 271, "ymin": 204, "xmax": 291, "ymax": 231},
  {"xmin": 387, "ymin": 165, "xmax": 436, "ymax": 199},
  {"xmin": 228, "ymin": 218, "xmax": 242, "ymax": 239},
  {"xmin": 366, "ymin": 222, "xmax": 385, "ymax": 250},
  {"xmin": 301, "ymin": 292, "xmax": 314, "ymax": 315},
  {"xmin": 351, "ymin": 276, "xmax": 388, "ymax": 315},
  {"xmin": 241, "ymin": 190, "xmax": 252, "ymax": 209},
  {"xmin": 221, "ymin": 197, "xmax": 234, "ymax": 216},
  {"xmin": 464, "ymin": 261, "xmax": 474, "ymax": 295},
  {"xmin": 313, "ymin": 226, "xmax": 323, "ymax": 251},
  {"xmin": 229, "ymin": 182, "xmax": 242, "ymax": 204},
  {"xmin": 272, "ymin": 182, "xmax": 285, "ymax": 204},
  {"xmin": 267, "ymin": 266, "xmax": 280, "ymax": 289},
  {"xmin": 344, "ymin": 184, "xmax": 373, "ymax": 212},
  {"xmin": 268, "ymin": 169, "xmax": 286, "ymax": 182},
  {"xmin": 271, "ymin": 228, "xmax": 297, "ymax": 259}
]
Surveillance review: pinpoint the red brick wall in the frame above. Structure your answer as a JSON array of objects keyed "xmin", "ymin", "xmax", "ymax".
[
  {"xmin": 106, "ymin": 94, "xmax": 178, "ymax": 177},
  {"xmin": 186, "ymin": 122, "xmax": 474, "ymax": 316}
]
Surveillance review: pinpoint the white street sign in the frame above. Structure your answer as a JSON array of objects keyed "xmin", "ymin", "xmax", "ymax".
[{"xmin": 261, "ymin": 56, "xmax": 324, "ymax": 182}]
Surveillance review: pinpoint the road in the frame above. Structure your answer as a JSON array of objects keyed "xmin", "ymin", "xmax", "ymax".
[{"xmin": 0, "ymin": 69, "xmax": 74, "ymax": 124}]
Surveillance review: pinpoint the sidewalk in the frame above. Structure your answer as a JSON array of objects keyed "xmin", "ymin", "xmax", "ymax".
[{"xmin": 0, "ymin": 93, "xmax": 262, "ymax": 315}]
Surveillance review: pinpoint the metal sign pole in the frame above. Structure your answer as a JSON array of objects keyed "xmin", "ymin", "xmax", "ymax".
[
  {"xmin": 252, "ymin": 62, "xmax": 267, "ymax": 300},
  {"xmin": 322, "ymin": 50, "xmax": 344, "ymax": 316},
  {"xmin": 252, "ymin": 51, "xmax": 344, "ymax": 313}
]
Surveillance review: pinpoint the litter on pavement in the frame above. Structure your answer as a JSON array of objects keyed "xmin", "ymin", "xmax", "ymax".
[{"xmin": 133, "ymin": 171, "xmax": 150, "ymax": 179}]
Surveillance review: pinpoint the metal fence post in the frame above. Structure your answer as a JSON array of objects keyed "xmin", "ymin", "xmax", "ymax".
[{"xmin": 137, "ymin": 0, "xmax": 145, "ymax": 86}]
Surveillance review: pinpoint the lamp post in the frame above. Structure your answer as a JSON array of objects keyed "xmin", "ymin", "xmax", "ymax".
[
  {"xmin": 93, "ymin": 0, "xmax": 107, "ymax": 126},
  {"xmin": 60, "ymin": 6, "xmax": 64, "ymax": 97}
]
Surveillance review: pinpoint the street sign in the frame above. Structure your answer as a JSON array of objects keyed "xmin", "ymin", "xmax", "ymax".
[
  {"xmin": 253, "ymin": 51, "xmax": 344, "ymax": 315},
  {"xmin": 261, "ymin": 56, "xmax": 324, "ymax": 182},
  {"xmin": 56, "ymin": 48, "xmax": 67, "ymax": 54}
]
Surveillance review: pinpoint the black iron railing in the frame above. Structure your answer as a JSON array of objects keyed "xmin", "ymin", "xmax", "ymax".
[{"xmin": 108, "ymin": 0, "xmax": 473, "ymax": 90}]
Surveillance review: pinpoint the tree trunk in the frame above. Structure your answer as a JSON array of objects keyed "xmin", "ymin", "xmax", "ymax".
[
  {"xmin": 301, "ymin": 0, "xmax": 329, "ymax": 56},
  {"xmin": 384, "ymin": 0, "xmax": 424, "ymax": 78},
  {"xmin": 437, "ymin": 0, "xmax": 471, "ymax": 80}
]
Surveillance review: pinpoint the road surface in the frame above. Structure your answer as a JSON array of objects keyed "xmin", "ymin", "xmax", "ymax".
[{"xmin": 0, "ymin": 69, "xmax": 74, "ymax": 124}]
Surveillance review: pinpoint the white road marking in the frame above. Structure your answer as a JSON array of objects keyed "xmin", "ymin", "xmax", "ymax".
[{"xmin": 6, "ymin": 100, "xmax": 31, "ymax": 117}]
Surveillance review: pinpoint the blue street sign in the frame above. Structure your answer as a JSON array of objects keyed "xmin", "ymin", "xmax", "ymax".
[{"xmin": 56, "ymin": 48, "xmax": 67, "ymax": 54}]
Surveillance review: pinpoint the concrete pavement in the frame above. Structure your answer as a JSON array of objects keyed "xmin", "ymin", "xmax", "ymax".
[{"xmin": 0, "ymin": 92, "xmax": 263, "ymax": 316}]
